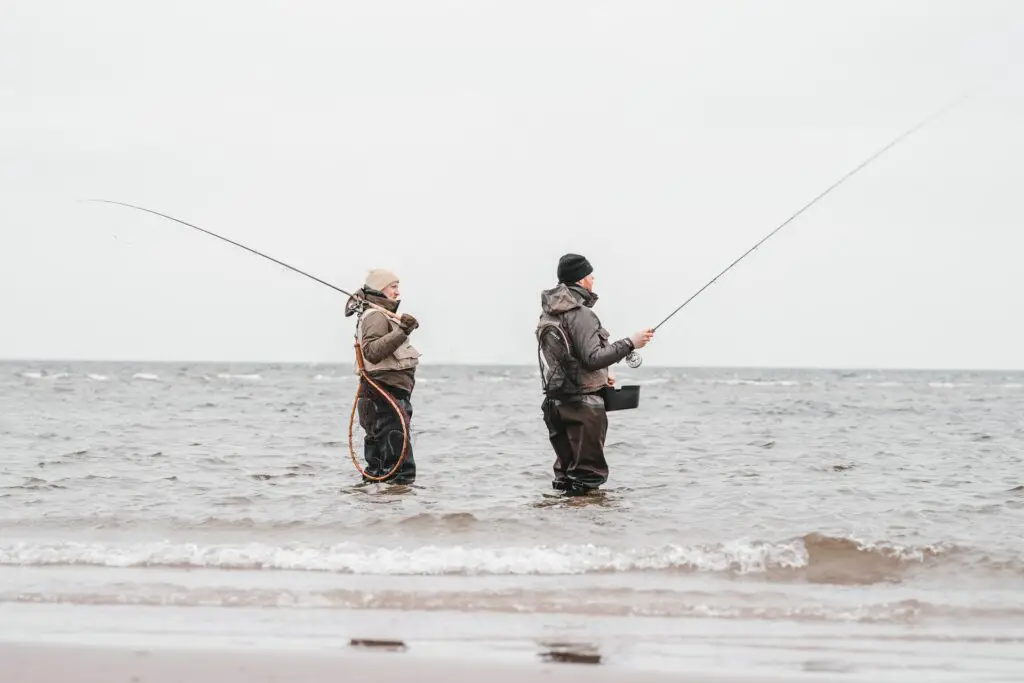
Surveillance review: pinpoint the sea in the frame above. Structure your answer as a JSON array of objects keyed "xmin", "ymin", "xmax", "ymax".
[{"xmin": 1, "ymin": 361, "xmax": 1023, "ymax": 680}]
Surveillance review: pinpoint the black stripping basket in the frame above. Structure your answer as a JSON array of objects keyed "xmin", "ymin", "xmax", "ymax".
[{"xmin": 602, "ymin": 384, "xmax": 640, "ymax": 411}]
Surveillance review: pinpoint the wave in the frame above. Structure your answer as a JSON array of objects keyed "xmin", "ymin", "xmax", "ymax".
[
  {"xmin": 2, "ymin": 477, "xmax": 67, "ymax": 491},
  {"xmin": 0, "ymin": 534, "xmax": 1011, "ymax": 584},
  {"xmin": 5, "ymin": 586, "xmax": 1022, "ymax": 624},
  {"xmin": 697, "ymin": 379, "xmax": 802, "ymax": 387},
  {"xmin": 1, "ymin": 511, "xmax": 490, "ymax": 533},
  {"xmin": 19, "ymin": 371, "xmax": 70, "ymax": 380},
  {"xmin": 392, "ymin": 512, "xmax": 481, "ymax": 530}
]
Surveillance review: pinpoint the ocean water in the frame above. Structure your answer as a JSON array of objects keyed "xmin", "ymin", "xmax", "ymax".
[{"xmin": 2, "ymin": 361, "xmax": 1023, "ymax": 679}]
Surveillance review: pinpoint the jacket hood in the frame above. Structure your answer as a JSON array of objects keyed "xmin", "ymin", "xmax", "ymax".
[
  {"xmin": 345, "ymin": 286, "xmax": 400, "ymax": 317},
  {"xmin": 540, "ymin": 283, "xmax": 597, "ymax": 315}
]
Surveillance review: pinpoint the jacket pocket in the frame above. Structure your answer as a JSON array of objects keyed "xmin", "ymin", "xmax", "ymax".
[{"xmin": 393, "ymin": 341, "xmax": 421, "ymax": 361}]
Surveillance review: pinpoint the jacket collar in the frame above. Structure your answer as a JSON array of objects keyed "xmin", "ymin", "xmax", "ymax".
[
  {"xmin": 567, "ymin": 284, "xmax": 599, "ymax": 308},
  {"xmin": 344, "ymin": 286, "xmax": 401, "ymax": 317}
]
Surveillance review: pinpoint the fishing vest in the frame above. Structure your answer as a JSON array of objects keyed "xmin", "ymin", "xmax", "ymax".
[
  {"xmin": 354, "ymin": 311, "xmax": 420, "ymax": 375},
  {"xmin": 536, "ymin": 310, "xmax": 611, "ymax": 398},
  {"xmin": 536, "ymin": 314, "xmax": 585, "ymax": 398}
]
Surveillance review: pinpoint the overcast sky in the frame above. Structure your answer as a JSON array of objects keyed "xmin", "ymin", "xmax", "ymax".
[{"xmin": 2, "ymin": 0, "xmax": 1022, "ymax": 369}]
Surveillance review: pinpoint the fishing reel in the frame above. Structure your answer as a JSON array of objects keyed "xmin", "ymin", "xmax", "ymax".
[
  {"xmin": 625, "ymin": 351, "xmax": 642, "ymax": 368},
  {"xmin": 345, "ymin": 296, "xmax": 368, "ymax": 317}
]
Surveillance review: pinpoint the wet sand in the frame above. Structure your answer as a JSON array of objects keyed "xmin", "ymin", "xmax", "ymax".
[
  {"xmin": 4, "ymin": 601, "xmax": 1023, "ymax": 682},
  {"xmin": 2, "ymin": 642, "xmax": 832, "ymax": 683}
]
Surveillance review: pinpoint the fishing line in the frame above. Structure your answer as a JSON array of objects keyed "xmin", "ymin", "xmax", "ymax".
[
  {"xmin": 623, "ymin": 89, "xmax": 977, "ymax": 369},
  {"xmin": 348, "ymin": 342, "xmax": 412, "ymax": 483},
  {"xmin": 82, "ymin": 199, "xmax": 374, "ymax": 303},
  {"xmin": 83, "ymin": 198, "xmax": 410, "ymax": 480}
]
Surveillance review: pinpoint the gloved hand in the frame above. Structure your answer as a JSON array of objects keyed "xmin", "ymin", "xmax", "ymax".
[{"xmin": 398, "ymin": 313, "xmax": 419, "ymax": 334}]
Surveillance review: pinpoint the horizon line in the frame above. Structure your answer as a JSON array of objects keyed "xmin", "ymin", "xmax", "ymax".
[{"xmin": 1, "ymin": 357, "xmax": 1022, "ymax": 373}]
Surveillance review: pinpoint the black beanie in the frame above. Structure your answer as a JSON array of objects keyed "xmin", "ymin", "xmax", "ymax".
[{"xmin": 557, "ymin": 253, "xmax": 593, "ymax": 283}]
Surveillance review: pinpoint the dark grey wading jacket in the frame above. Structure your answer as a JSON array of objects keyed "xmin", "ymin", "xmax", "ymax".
[{"xmin": 535, "ymin": 284, "xmax": 634, "ymax": 398}]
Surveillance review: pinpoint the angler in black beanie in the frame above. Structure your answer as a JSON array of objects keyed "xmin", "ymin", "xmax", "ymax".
[
  {"xmin": 534, "ymin": 253, "xmax": 654, "ymax": 495},
  {"xmin": 557, "ymin": 253, "xmax": 593, "ymax": 284}
]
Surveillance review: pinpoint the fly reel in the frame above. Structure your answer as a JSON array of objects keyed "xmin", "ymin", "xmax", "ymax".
[
  {"xmin": 625, "ymin": 351, "xmax": 642, "ymax": 368},
  {"xmin": 345, "ymin": 296, "xmax": 369, "ymax": 317}
]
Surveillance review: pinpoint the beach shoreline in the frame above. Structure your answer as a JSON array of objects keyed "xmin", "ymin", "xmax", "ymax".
[
  {"xmin": 1, "ymin": 640, "xmax": 839, "ymax": 683},
  {"xmin": 3, "ymin": 601, "xmax": 1023, "ymax": 683}
]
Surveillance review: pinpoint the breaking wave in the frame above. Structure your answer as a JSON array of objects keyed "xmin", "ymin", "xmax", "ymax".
[
  {"xmin": 215, "ymin": 373, "xmax": 262, "ymax": 381},
  {"xmin": 5, "ymin": 586, "xmax": 1023, "ymax": 624},
  {"xmin": 699, "ymin": 379, "xmax": 802, "ymax": 387},
  {"xmin": 0, "ymin": 534, "xmax": 1010, "ymax": 584},
  {"xmin": 18, "ymin": 371, "xmax": 70, "ymax": 380}
]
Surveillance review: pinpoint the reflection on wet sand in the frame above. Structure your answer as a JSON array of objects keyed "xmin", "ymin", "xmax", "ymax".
[{"xmin": 538, "ymin": 641, "xmax": 603, "ymax": 665}]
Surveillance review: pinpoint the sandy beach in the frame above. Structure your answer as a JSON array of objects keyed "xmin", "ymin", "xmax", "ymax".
[
  {"xmin": 3, "ymin": 599, "xmax": 1023, "ymax": 683},
  {"xmin": 3, "ymin": 641, "xmax": 842, "ymax": 683}
]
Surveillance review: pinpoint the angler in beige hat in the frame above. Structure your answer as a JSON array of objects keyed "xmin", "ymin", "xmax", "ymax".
[{"xmin": 344, "ymin": 268, "xmax": 421, "ymax": 484}]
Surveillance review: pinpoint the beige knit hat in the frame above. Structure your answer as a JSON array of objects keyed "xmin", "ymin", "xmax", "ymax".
[{"xmin": 364, "ymin": 268, "xmax": 399, "ymax": 292}]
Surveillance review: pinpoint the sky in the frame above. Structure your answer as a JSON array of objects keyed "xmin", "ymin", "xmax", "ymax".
[{"xmin": 2, "ymin": 0, "xmax": 1023, "ymax": 369}]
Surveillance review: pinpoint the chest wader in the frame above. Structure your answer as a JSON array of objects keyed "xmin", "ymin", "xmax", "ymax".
[
  {"xmin": 348, "ymin": 322, "xmax": 415, "ymax": 485},
  {"xmin": 536, "ymin": 318, "xmax": 609, "ymax": 493}
]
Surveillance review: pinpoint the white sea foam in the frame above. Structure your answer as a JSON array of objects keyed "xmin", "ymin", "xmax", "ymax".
[{"xmin": 0, "ymin": 536, "xmax": 956, "ymax": 578}]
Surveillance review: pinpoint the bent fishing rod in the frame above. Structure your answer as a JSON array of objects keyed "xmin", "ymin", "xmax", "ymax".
[
  {"xmin": 80, "ymin": 199, "xmax": 400, "ymax": 321},
  {"xmin": 623, "ymin": 90, "xmax": 975, "ymax": 369},
  {"xmin": 84, "ymin": 198, "xmax": 413, "ymax": 481}
]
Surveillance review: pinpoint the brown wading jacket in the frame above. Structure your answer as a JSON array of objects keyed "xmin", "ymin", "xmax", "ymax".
[
  {"xmin": 536, "ymin": 284, "xmax": 634, "ymax": 397},
  {"xmin": 345, "ymin": 288, "xmax": 419, "ymax": 395}
]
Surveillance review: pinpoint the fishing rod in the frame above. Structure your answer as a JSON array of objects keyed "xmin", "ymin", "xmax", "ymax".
[
  {"xmin": 84, "ymin": 198, "xmax": 413, "ymax": 483},
  {"xmin": 80, "ymin": 199, "xmax": 400, "ymax": 321},
  {"xmin": 623, "ymin": 90, "xmax": 975, "ymax": 369}
]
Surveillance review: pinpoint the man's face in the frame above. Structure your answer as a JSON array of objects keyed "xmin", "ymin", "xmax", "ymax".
[
  {"xmin": 577, "ymin": 273, "xmax": 594, "ymax": 292},
  {"xmin": 381, "ymin": 281, "xmax": 401, "ymax": 300}
]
